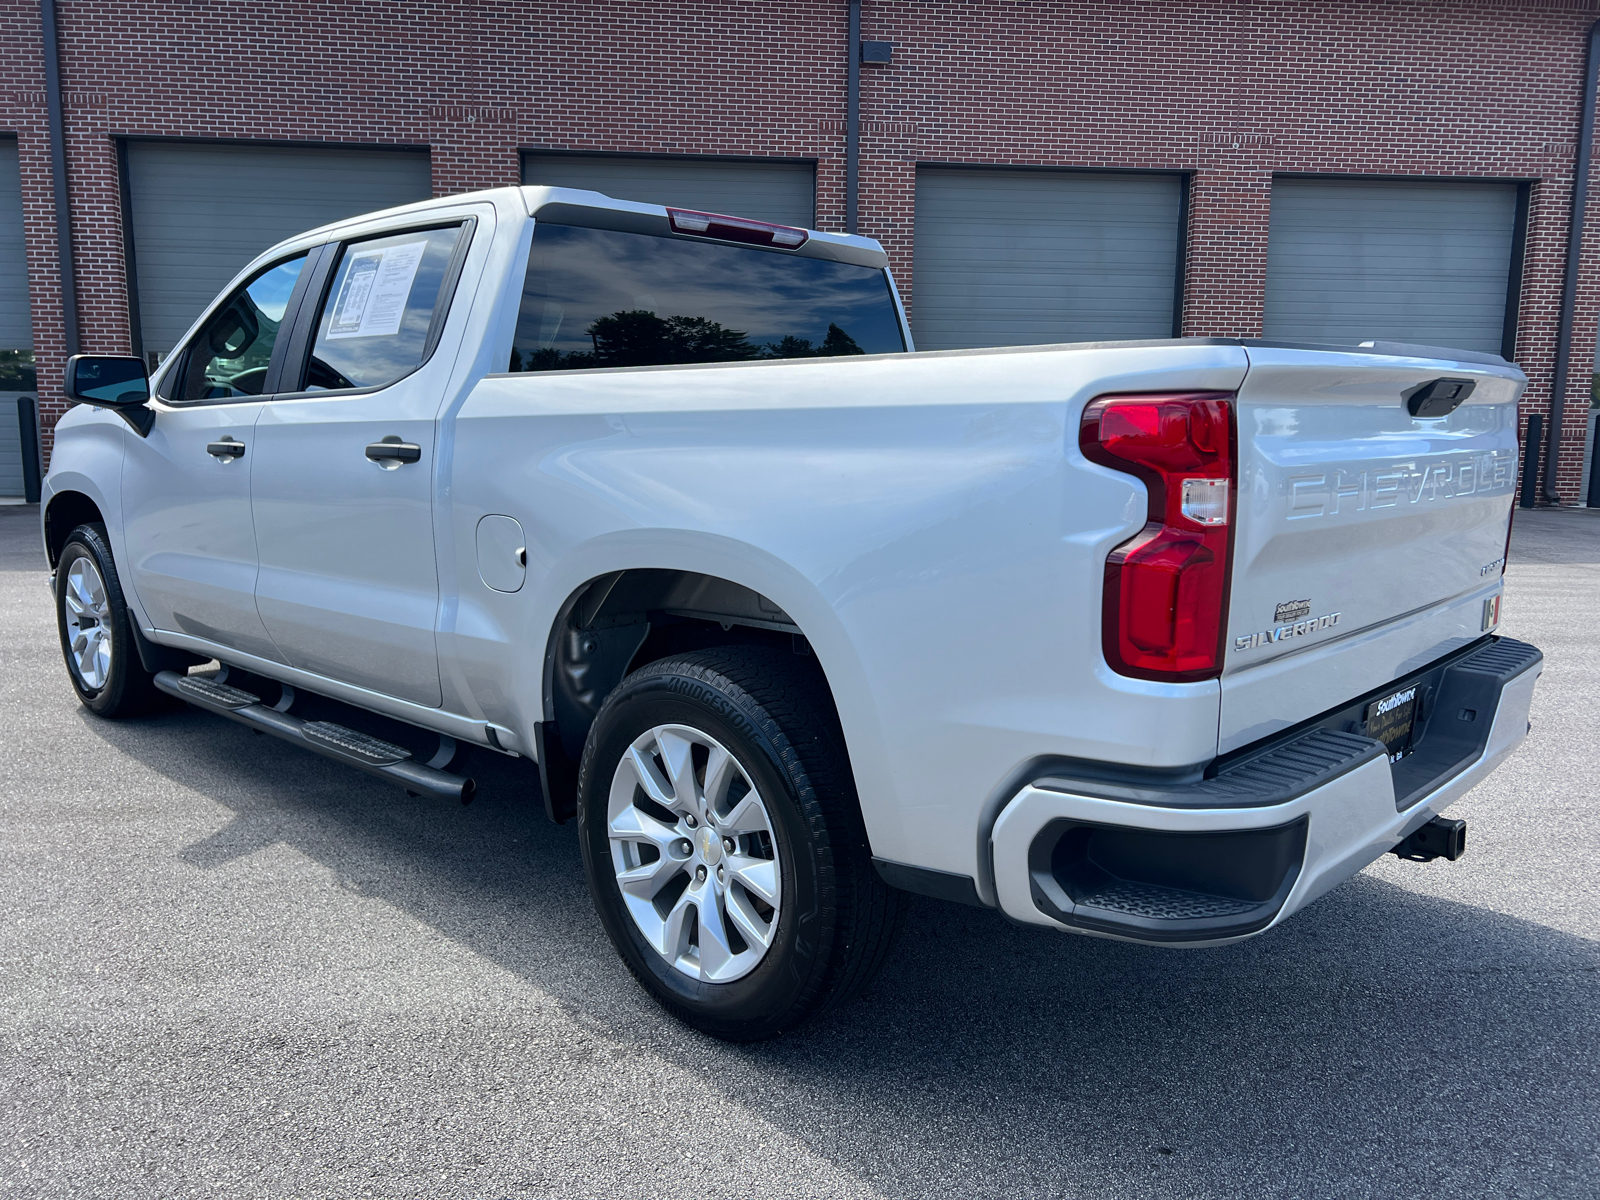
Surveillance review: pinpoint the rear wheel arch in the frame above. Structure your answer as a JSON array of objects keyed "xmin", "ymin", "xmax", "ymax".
[
  {"xmin": 536, "ymin": 568, "xmax": 851, "ymax": 823},
  {"xmin": 576, "ymin": 643, "xmax": 904, "ymax": 1038}
]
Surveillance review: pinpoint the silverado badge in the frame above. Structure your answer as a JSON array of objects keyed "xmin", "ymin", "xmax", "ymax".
[{"xmin": 1235, "ymin": 611, "xmax": 1342, "ymax": 652}]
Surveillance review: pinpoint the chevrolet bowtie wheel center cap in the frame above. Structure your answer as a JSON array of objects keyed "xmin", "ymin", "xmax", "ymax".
[{"xmin": 699, "ymin": 827, "xmax": 722, "ymax": 865}]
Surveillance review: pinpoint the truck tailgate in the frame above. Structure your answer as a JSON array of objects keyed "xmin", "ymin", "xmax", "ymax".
[{"xmin": 1219, "ymin": 344, "xmax": 1523, "ymax": 753}]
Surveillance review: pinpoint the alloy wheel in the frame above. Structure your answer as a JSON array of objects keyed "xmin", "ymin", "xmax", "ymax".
[
  {"xmin": 606, "ymin": 723, "xmax": 782, "ymax": 983},
  {"xmin": 62, "ymin": 556, "xmax": 113, "ymax": 691}
]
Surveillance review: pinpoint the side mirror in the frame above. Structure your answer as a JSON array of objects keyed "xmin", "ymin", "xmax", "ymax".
[{"xmin": 64, "ymin": 354, "xmax": 154, "ymax": 436}]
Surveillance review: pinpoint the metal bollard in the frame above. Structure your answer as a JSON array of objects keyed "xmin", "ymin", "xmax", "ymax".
[
  {"xmin": 1520, "ymin": 413, "xmax": 1543, "ymax": 509},
  {"xmin": 17, "ymin": 395, "xmax": 40, "ymax": 504}
]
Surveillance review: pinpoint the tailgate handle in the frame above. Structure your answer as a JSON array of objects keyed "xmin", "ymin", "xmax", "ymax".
[{"xmin": 1403, "ymin": 377, "xmax": 1475, "ymax": 419}]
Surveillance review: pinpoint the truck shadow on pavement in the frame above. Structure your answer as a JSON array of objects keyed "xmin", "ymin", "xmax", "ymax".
[{"xmin": 86, "ymin": 704, "xmax": 1600, "ymax": 1199}]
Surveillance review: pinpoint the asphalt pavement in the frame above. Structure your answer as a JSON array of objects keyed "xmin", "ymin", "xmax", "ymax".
[{"xmin": 1, "ymin": 501, "xmax": 1596, "ymax": 1200}]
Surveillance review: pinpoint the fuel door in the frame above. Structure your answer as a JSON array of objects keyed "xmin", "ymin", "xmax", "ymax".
[{"xmin": 475, "ymin": 514, "xmax": 526, "ymax": 593}]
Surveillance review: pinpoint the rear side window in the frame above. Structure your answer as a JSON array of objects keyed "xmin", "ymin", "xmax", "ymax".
[
  {"xmin": 303, "ymin": 224, "xmax": 464, "ymax": 392},
  {"xmin": 508, "ymin": 223, "xmax": 905, "ymax": 372}
]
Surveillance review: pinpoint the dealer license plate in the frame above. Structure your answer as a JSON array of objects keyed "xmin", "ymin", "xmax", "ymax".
[{"xmin": 1365, "ymin": 685, "xmax": 1419, "ymax": 763}]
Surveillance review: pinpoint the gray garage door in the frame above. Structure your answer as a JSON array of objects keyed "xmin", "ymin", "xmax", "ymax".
[
  {"xmin": 124, "ymin": 141, "xmax": 433, "ymax": 359},
  {"xmin": 0, "ymin": 138, "xmax": 30, "ymax": 497},
  {"xmin": 912, "ymin": 168, "xmax": 1184, "ymax": 351},
  {"xmin": 1264, "ymin": 179, "xmax": 1519, "ymax": 355},
  {"xmin": 522, "ymin": 153, "xmax": 814, "ymax": 228},
  {"xmin": 0, "ymin": 138, "xmax": 31, "ymax": 354}
]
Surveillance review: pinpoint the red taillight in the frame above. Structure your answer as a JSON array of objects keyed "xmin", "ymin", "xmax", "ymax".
[
  {"xmin": 667, "ymin": 208, "xmax": 809, "ymax": 250},
  {"xmin": 1080, "ymin": 392, "xmax": 1237, "ymax": 681}
]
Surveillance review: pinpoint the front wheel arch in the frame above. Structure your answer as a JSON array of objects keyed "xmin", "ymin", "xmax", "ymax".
[{"xmin": 44, "ymin": 491, "xmax": 105, "ymax": 569}]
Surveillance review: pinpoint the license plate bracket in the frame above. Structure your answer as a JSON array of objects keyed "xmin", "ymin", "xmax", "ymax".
[{"xmin": 1365, "ymin": 685, "xmax": 1419, "ymax": 763}]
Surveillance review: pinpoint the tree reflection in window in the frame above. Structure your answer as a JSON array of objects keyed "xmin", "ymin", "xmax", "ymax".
[
  {"xmin": 509, "ymin": 223, "xmax": 900, "ymax": 374},
  {"xmin": 510, "ymin": 310, "xmax": 864, "ymax": 372}
]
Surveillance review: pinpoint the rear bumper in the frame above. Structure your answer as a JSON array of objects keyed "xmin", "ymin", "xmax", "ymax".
[{"xmin": 989, "ymin": 636, "xmax": 1542, "ymax": 945}]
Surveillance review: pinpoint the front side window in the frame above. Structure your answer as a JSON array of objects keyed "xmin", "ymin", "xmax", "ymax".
[
  {"xmin": 179, "ymin": 254, "xmax": 306, "ymax": 401},
  {"xmin": 303, "ymin": 224, "xmax": 465, "ymax": 392},
  {"xmin": 508, "ymin": 223, "xmax": 905, "ymax": 373}
]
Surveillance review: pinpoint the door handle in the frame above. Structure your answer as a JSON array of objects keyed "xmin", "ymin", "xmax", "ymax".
[
  {"xmin": 206, "ymin": 438, "xmax": 246, "ymax": 460},
  {"xmin": 365, "ymin": 439, "xmax": 422, "ymax": 465}
]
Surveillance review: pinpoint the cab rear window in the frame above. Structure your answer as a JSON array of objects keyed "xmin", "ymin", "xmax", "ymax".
[{"xmin": 508, "ymin": 222, "xmax": 904, "ymax": 372}]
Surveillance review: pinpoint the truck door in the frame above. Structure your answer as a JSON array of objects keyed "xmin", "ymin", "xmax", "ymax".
[
  {"xmin": 249, "ymin": 220, "xmax": 475, "ymax": 708},
  {"xmin": 120, "ymin": 253, "xmax": 310, "ymax": 662}
]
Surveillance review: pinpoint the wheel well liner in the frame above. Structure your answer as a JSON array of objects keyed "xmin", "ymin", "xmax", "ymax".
[
  {"xmin": 535, "ymin": 568, "xmax": 818, "ymax": 823},
  {"xmin": 43, "ymin": 491, "xmax": 105, "ymax": 568}
]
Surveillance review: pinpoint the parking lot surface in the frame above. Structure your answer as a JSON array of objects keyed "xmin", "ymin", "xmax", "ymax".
[{"xmin": 1, "ymin": 502, "xmax": 1596, "ymax": 1200}]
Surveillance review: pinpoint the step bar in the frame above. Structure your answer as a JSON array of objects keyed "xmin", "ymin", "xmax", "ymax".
[{"xmin": 154, "ymin": 670, "xmax": 477, "ymax": 804}]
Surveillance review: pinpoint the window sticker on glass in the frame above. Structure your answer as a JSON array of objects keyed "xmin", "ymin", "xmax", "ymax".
[{"xmin": 326, "ymin": 240, "xmax": 428, "ymax": 339}]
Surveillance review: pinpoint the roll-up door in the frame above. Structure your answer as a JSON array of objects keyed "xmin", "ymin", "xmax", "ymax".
[
  {"xmin": 0, "ymin": 137, "xmax": 30, "ymax": 497},
  {"xmin": 912, "ymin": 168, "xmax": 1184, "ymax": 351},
  {"xmin": 124, "ymin": 141, "xmax": 432, "ymax": 359},
  {"xmin": 522, "ymin": 153, "xmax": 815, "ymax": 228},
  {"xmin": 0, "ymin": 138, "xmax": 31, "ymax": 354},
  {"xmin": 1264, "ymin": 178, "xmax": 1519, "ymax": 355}
]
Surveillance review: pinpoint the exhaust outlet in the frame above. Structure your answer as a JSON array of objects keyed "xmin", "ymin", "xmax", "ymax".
[{"xmin": 1392, "ymin": 816, "xmax": 1467, "ymax": 863}]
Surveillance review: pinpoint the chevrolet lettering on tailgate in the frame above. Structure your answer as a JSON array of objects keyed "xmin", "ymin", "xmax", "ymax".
[{"xmin": 1287, "ymin": 448, "xmax": 1515, "ymax": 520}]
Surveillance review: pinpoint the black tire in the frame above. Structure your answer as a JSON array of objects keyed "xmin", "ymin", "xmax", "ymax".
[
  {"xmin": 577, "ymin": 645, "xmax": 903, "ymax": 1041},
  {"xmin": 54, "ymin": 523, "xmax": 167, "ymax": 718}
]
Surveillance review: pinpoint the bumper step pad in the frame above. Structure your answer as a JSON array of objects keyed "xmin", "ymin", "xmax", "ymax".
[
  {"xmin": 1034, "ymin": 725, "xmax": 1385, "ymax": 810},
  {"xmin": 1028, "ymin": 817, "xmax": 1310, "ymax": 943},
  {"xmin": 1078, "ymin": 879, "xmax": 1259, "ymax": 923},
  {"xmin": 154, "ymin": 670, "xmax": 474, "ymax": 804}
]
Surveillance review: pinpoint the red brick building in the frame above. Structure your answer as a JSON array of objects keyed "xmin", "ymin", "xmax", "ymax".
[{"xmin": 1, "ymin": 0, "xmax": 1598, "ymax": 501}]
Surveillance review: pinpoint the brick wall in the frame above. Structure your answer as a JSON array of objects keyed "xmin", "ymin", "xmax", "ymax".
[{"xmin": 2, "ymin": 0, "xmax": 1597, "ymax": 498}]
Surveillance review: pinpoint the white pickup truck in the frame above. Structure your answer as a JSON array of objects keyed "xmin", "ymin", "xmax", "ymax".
[{"xmin": 41, "ymin": 185, "xmax": 1542, "ymax": 1040}]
